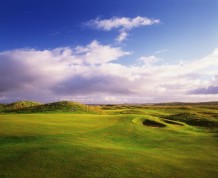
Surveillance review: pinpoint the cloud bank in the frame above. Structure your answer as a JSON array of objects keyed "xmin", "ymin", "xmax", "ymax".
[
  {"xmin": 87, "ymin": 16, "xmax": 160, "ymax": 42},
  {"xmin": 190, "ymin": 86, "xmax": 218, "ymax": 94},
  {"xmin": 0, "ymin": 41, "xmax": 218, "ymax": 103}
]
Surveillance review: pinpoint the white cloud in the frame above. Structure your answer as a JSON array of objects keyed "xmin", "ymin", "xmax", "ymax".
[
  {"xmin": 0, "ymin": 44, "xmax": 218, "ymax": 104},
  {"xmin": 116, "ymin": 31, "xmax": 128, "ymax": 43},
  {"xmin": 154, "ymin": 49, "xmax": 168, "ymax": 54},
  {"xmin": 87, "ymin": 16, "xmax": 160, "ymax": 43},
  {"xmin": 73, "ymin": 40, "xmax": 130, "ymax": 64},
  {"xmin": 88, "ymin": 16, "xmax": 160, "ymax": 31},
  {"xmin": 139, "ymin": 55, "xmax": 159, "ymax": 65}
]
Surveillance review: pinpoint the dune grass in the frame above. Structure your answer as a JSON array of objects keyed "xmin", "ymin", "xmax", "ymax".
[
  {"xmin": 0, "ymin": 104, "xmax": 218, "ymax": 178},
  {"xmin": 1, "ymin": 101, "xmax": 102, "ymax": 114}
]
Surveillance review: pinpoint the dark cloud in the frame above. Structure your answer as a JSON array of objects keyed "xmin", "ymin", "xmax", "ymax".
[
  {"xmin": 190, "ymin": 86, "xmax": 218, "ymax": 94},
  {"xmin": 0, "ymin": 53, "xmax": 39, "ymax": 93},
  {"xmin": 53, "ymin": 74, "xmax": 134, "ymax": 95}
]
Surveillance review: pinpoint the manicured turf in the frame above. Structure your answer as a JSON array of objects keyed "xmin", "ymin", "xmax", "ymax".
[{"xmin": 0, "ymin": 106, "xmax": 218, "ymax": 177}]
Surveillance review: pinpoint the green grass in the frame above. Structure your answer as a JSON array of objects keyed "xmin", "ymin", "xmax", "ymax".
[{"xmin": 0, "ymin": 104, "xmax": 218, "ymax": 178}]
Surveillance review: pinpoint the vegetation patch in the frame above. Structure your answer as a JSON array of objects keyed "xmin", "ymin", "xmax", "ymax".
[
  {"xmin": 1, "ymin": 101, "xmax": 42, "ymax": 112},
  {"xmin": 163, "ymin": 113, "xmax": 218, "ymax": 127},
  {"xmin": 3, "ymin": 101, "xmax": 103, "ymax": 114},
  {"xmin": 5, "ymin": 101, "xmax": 42, "ymax": 110},
  {"xmin": 0, "ymin": 104, "xmax": 6, "ymax": 112}
]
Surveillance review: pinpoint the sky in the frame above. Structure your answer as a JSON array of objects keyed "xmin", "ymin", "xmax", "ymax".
[{"xmin": 0, "ymin": 0, "xmax": 218, "ymax": 103}]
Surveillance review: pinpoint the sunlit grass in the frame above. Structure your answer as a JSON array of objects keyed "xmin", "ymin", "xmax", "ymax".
[{"xmin": 0, "ymin": 104, "xmax": 218, "ymax": 178}]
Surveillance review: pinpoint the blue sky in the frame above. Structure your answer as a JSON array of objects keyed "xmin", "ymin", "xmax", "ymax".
[
  {"xmin": 0, "ymin": 0, "xmax": 218, "ymax": 103},
  {"xmin": 1, "ymin": 0, "xmax": 218, "ymax": 59}
]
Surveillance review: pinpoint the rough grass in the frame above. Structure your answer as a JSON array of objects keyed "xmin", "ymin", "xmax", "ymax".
[
  {"xmin": 162, "ymin": 112, "xmax": 218, "ymax": 127},
  {"xmin": 3, "ymin": 101, "xmax": 102, "ymax": 114},
  {"xmin": 0, "ymin": 104, "xmax": 6, "ymax": 112},
  {"xmin": 0, "ymin": 103, "xmax": 218, "ymax": 178},
  {"xmin": 5, "ymin": 101, "xmax": 42, "ymax": 110}
]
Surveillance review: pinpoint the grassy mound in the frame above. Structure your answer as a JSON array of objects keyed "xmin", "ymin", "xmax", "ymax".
[
  {"xmin": 0, "ymin": 104, "xmax": 6, "ymax": 112},
  {"xmin": 5, "ymin": 101, "xmax": 42, "ymax": 111},
  {"xmin": 163, "ymin": 113, "xmax": 218, "ymax": 127},
  {"xmin": 6, "ymin": 101, "xmax": 102, "ymax": 114},
  {"xmin": 132, "ymin": 116, "xmax": 167, "ymax": 128}
]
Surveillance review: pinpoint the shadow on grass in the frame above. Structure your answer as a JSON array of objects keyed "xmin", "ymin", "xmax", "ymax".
[{"xmin": 143, "ymin": 120, "xmax": 166, "ymax": 128}]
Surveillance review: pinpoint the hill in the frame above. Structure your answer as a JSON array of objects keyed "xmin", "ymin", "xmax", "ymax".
[
  {"xmin": 4, "ymin": 101, "xmax": 102, "ymax": 114},
  {"xmin": 154, "ymin": 101, "xmax": 218, "ymax": 106},
  {"xmin": 0, "ymin": 104, "xmax": 6, "ymax": 112},
  {"xmin": 5, "ymin": 101, "xmax": 42, "ymax": 111}
]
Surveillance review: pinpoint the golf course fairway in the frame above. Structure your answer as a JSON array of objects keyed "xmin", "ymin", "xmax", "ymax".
[{"xmin": 0, "ymin": 106, "xmax": 218, "ymax": 177}]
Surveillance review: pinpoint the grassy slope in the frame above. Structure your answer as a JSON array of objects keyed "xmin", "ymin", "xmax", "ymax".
[
  {"xmin": 0, "ymin": 105, "xmax": 217, "ymax": 178},
  {"xmin": 5, "ymin": 101, "xmax": 42, "ymax": 110},
  {"xmin": 0, "ymin": 104, "xmax": 6, "ymax": 112},
  {"xmin": 3, "ymin": 101, "xmax": 102, "ymax": 114}
]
